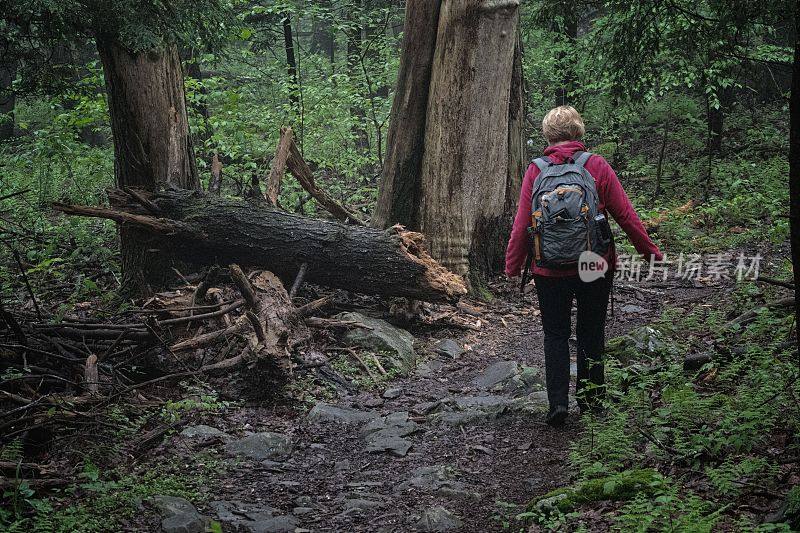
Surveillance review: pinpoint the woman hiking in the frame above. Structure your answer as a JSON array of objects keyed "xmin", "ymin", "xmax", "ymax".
[{"xmin": 505, "ymin": 106, "xmax": 662, "ymax": 427}]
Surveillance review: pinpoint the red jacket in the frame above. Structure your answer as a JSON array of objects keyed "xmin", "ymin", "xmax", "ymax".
[{"xmin": 504, "ymin": 141, "xmax": 662, "ymax": 278}]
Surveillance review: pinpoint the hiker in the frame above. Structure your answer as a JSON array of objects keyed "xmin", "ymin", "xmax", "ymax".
[{"xmin": 504, "ymin": 106, "xmax": 662, "ymax": 427}]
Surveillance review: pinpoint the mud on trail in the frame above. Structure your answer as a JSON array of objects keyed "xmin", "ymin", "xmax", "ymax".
[{"xmin": 130, "ymin": 275, "xmax": 715, "ymax": 532}]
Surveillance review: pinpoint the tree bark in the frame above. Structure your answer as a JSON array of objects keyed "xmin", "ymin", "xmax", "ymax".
[
  {"xmin": 56, "ymin": 189, "xmax": 467, "ymax": 303},
  {"xmin": 96, "ymin": 37, "xmax": 200, "ymax": 293},
  {"xmin": 790, "ymin": 12, "xmax": 800, "ymax": 356},
  {"xmin": 554, "ymin": 2, "xmax": 577, "ymax": 107},
  {"xmin": 283, "ymin": 13, "xmax": 300, "ymax": 109},
  {"xmin": 417, "ymin": 0, "xmax": 522, "ymax": 279},
  {"xmin": 372, "ymin": 0, "xmax": 443, "ymax": 230}
]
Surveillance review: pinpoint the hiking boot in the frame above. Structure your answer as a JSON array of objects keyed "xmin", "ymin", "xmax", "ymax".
[{"xmin": 546, "ymin": 405, "xmax": 568, "ymax": 427}]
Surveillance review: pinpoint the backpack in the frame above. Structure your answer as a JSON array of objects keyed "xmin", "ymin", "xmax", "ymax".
[{"xmin": 526, "ymin": 151, "xmax": 612, "ymax": 271}]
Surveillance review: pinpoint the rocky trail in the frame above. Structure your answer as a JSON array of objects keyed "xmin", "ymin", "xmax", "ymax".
[{"xmin": 133, "ymin": 276, "xmax": 713, "ymax": 533}]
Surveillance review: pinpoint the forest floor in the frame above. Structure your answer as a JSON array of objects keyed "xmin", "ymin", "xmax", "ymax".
[{"xmin": 120, "ymin": 273, "xmax": 713, "ymax": 533}]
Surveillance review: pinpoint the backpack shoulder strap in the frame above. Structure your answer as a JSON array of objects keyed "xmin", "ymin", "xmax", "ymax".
[
  {"xmin": 573, "ymin": 151, "xmax": 592, "ymax": 168},
  {"xmin": 532, "ymin": 156, "xmax": 551, "ymax": 172}
]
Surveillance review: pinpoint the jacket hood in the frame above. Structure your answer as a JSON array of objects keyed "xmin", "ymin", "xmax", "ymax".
[{"xmin": 542, "ymin": 140, "xmax": 587, "ymax": 164}]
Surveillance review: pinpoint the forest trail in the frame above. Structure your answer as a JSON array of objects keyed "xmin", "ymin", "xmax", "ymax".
[{"xmin": 132, "ymin": 275, "xmax": 713, "ymax": 532}]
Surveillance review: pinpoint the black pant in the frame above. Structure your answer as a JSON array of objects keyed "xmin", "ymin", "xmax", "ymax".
[{"xmin": 533, "ymin": 274, "xmax": 611, "ymax": 411}]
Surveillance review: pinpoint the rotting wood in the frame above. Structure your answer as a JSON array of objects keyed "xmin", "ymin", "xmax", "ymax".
[
  {"xmin": 284, "ymin": 133, "xmax": 366, "ymax": 225},
  {"xmin": 266, "ymin": 126, "xmax": 293, "ymax": 206},
  {"xmin": 54, "ymin": 190, "xmax": 467, "ymax": 303}
]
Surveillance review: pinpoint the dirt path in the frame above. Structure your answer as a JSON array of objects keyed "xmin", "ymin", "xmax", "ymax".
[{"xmin": 136, "ymin": 276, "xmax": 713, "ymax": 532}]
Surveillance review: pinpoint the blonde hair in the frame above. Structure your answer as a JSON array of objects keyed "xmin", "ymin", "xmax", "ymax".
[{"xmin": 542, "ymin": 106, "xmax": 585, "ymax": 144}]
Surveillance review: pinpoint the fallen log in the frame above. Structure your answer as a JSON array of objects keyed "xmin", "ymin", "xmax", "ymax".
[{"xmin": 54, "ymin": 189, "xmax": 466, "ymax": 303}]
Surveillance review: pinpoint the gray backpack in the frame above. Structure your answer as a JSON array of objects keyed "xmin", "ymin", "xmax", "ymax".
[{"xmin": 527, "ymin": 151, "xmax": 612, "ymax": 269}]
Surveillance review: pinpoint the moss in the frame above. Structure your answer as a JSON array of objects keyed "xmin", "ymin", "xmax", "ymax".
[{"xmin": 529, "ymin": 469, "xmax": 665, "ymax": 514}]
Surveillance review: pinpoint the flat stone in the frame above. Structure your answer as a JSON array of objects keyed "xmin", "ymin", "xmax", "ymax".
[
  {"xmin": 307, "ymin": 403, "xmax": 379, "ymax": 424},
  {"xmin": 337, "ymin": 312, "xmax": 416, "ymax": 373},
  {"xmin": 151, "ymin": 495, "xmax": 205, "ymax": 533},
  {"xmin": 180, "ymin": 425, "xmax": 228, "ymax": 440},
  {"xmin": 474, "ymin": 361, "xmax": 519, "ymax": 390},
  {"xmin": 396, "ymin": 465, "xmax": 480, "ymax": 500},
  {"xmin": 224, "ymin": 432, "xmax": 292, "ymax": 461},
  {"xmin": 415, "ymin": 507, "xmax": 463, "ymax": 532},
  {"xmin": 293, "ymin": 507, "xmax": 314, "ymax": 516},
  {"xmin": 415, "ymin": 359, "xmax": 445, "ymax": 378},
  {"xmin": 433, "ymin": 339, "xmax": 464, "ymax": 359},
  {"xmin": 365, "ymin": 434, "xmax": 412, "ymax": 457},
  {"xmin": 209, "ymin": 501, "xmax": 296, "ymax": 533},
  {"xmin": 382, "ymin": 387, "xmax": 403, "ymax": 399},
  {"xmin": 430, "ymin": 394, "xmax": 548, "ymax": 426}
]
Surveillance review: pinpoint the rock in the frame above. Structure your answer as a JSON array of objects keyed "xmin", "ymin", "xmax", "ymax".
[
  {"xmin": 606, "ymin": 326, "xmax": 677, "ymax": 363},
  {"xmin": 224, "ymin": 432, "xmax": 292, "ymax": 461},
  {"xmin": 293, "ymin": 507, "xmax": 314, "ymax": 516},
  {"xmin": 683, "ymin": 351, "xmax": 713, "ymax": 371},
  {"xmin": 334, "ymin": 460, "xmax": 350, "ymax": 472},
  {"xmin": 363, "ymin": 397, "xmax": 385, "ymax": 408},
  {"xmin": 209, "ymin": 501, "xmax": 297, "ymax": 533},
  {"xmin": 362, "ymin": 411, "xmax": 417, "ymax": 457},
  {"xmin": 414, "ymin": 507, "xmax": 463, "ymax": 531},
  {"xmin": 433, "ymin": 339, "xmax": 463, "ymax": 359},
  {"xmin": 430, "ymin": 393, "xmax": 548, "ymax": 426},
  {"xmin": 396, "ymin": 465, "xmax": 480, "ymax": 500},
  {"xmin": 416, "ymin": 359, "xmax": 445, "ymax": 377},
  {"xmin": 474, "ymin": 361, "xmax": 544, "ymax": 396},
  {"xmin": 180, "ymin": 425, "xmax": 228, "ymax": 440},
  {"xmin": 308, "ymin": 403, "xmax": 379, "ymax": 424},
  {"xmin": 150, "ymin": 495, "xmax": 205, "ymax": 533},
  {"xmin": 382, "ymin": 387, "xmax": 403, "ymax": 399},
  {"xmin": 365, "ymin": 434, "xmax": 413, "ymax": 457},
  {"xmin": 620, "ymin": 304, "xmax": 647, "ymax": 314},
  {"xmin": 337, "ymin": 312, "xmax": 416, "ymax": 373},
  {"xmin": 474, "ymin": 360, "xmax": 518, "ymax": 389}
]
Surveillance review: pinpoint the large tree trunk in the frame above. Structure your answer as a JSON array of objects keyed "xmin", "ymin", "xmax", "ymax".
[
  {"xmin": 790, "ymin": 16, "xmax": 800, "ymax": 356},
  {"xmin": 372, "ymin": 0, "xmax": 442, "ymax": 229},
  {"xmin": 418, "ymin": 0, "xmax": 522, "ymax": 280},
  {"xmin": 54, "ymin": 189, "xmax": 467, "ymax": 303},
  {"xmin": 375, "ymin": 0, "xmax": 523, "ymax": 287},
  {"xmin": 96, "ymin": 38, "xmax": 200, "ymax": 293}
]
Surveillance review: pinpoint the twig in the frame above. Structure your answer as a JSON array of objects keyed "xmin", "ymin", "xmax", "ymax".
[
  {"xmin": 290, "ymin": 263, "xmax": 308, "ymax": 299},
  {"xmin": 11, "ymin": 248, "xmax": 42, "ymax": 320}
]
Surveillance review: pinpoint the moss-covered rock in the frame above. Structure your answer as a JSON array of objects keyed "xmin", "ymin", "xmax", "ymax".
[
  {"xmin": 605, "ymin": 326, "xmax": 678, "ymax": 364},
  {"xmin": 529, "ymin": 469, "xmax": 666, "ymax": 514}
]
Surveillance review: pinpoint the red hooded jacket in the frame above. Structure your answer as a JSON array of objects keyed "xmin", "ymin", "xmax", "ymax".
[{"xmin": 504, "ymin": 141, "xmax": 662, "ymax": 278}]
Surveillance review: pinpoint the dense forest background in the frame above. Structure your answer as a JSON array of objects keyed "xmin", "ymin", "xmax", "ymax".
[{"xmin": 1, "ymin": 0, "xmax": 799, "ymax": 531}]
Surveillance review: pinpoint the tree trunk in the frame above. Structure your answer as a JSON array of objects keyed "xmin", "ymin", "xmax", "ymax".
[
  {"xmin": 418, "ymin": 0, "xmax": 522, "ymax": 280},
  {"xmin": 0, "ymin": 57, "xmax": 16, "ymax": 141},
  {"xmin": 348, "ymin": 0, "xmax": 369, "ymax": 151},
  {"xmin": 283, "ymin": 13, "xmax": 300, "ymax": 109},
  {"xmin": 789, "ymin": 14, "xmax": 800, "ymax": 356},
  {"xmin": 55, "ymin": 189, "xmax": 467, "ymax": 303},
  {"xmin": 96, "ymin": 37, "xmax": 200, "ymax": 293},
  {"xmin": 373, "ymin": 0, "xmax": 443, "ymax": 229}
]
